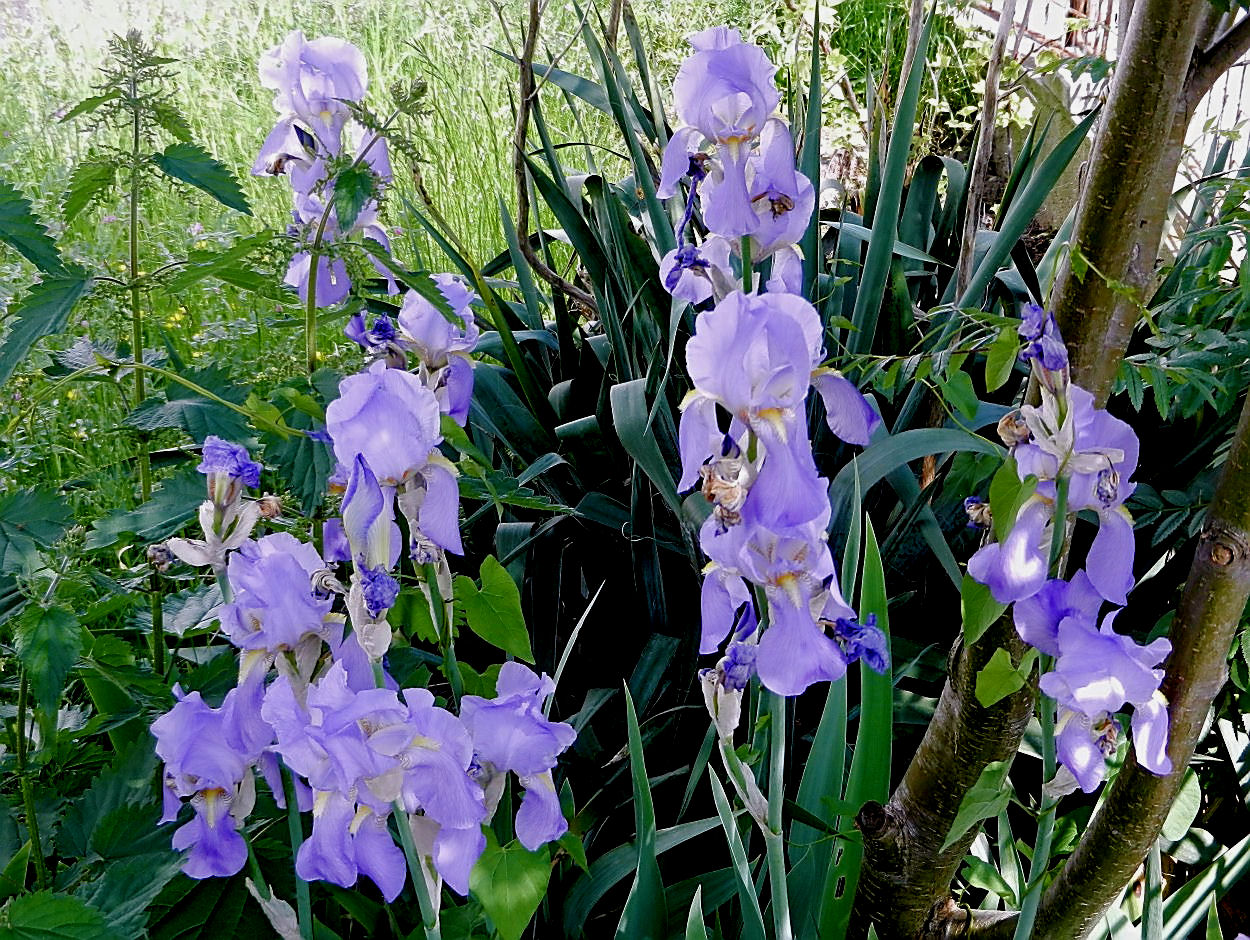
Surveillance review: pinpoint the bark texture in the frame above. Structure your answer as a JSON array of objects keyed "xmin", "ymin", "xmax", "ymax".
[
  {"xmin": 1048, "ymin": 0, "xmax": 1207, "ymax": 405},
  {"xmin": 849, "ymin": 618, "xmax": 1036, "ymax": 937}
]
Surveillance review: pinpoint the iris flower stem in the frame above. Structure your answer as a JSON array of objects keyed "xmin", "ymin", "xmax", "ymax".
[
  {"xmin": 368, "ymin": 662, "xmax": 444, "ymax": 939},
  {"xmin": 280, "ymin": 763, "xmax": 313, "ymax": 940},
  {"xmin": 244, "ymin": 837, "xmax": 270, "ymax": 899},
  {"xmin": 765, "ymin": 691, "xmax": 794, "ymax": 940},
  {"xmin": 741, "ymin": 235, "xmax": 753, "ymax": 293},
  {"xmin": 391, "ymin": 802, "xmax": 443, "ymax": 940},
  {"xmin": 1013, "ymin": 684, "xmax": 1057, "ymax": 940},
  {"xmin": 15, "ymin": 674, "xmax": 48, "ymax": 890},
  {"xmin": 422, "ymin": 560, "xmax": 462, "ymax": 707}
]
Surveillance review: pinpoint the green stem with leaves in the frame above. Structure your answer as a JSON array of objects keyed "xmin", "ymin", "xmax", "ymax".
[
  {"xmin": 1013, "ymin": 685, "xmax": 1056, "ymax": 938},
  {"xmin": 15, "ymin": 674, "xmax": 48, "ymax": 890}
]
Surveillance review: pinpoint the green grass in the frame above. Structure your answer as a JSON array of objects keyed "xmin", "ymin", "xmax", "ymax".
[{"xmin": 0, "ymin": 0, "xmax": 987, "ymax": 514}]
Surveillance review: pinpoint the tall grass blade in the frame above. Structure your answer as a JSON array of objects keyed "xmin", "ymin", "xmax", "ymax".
[{"xmin": 615, "ymin": 687, "xmax": 667, "ymax": 939}]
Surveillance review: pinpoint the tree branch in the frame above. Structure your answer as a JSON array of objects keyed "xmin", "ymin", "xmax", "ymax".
[
  {"xmin": 1048, "ymin": 0, "xmax": 1208, "ymax": 405},
  {"xmin": 849, "ymin": 618, "xmax": 1037, "ymax": 937},
  {"xmin": 966, "ymin": 392, "xmax": 1250, "ymax": 939},
  {"xmin": 513, "ymin": 0, "xmax": 598, "ymax": 313},
  {"xmin": 1187, "ymin": 12, "xmax": 1250, "ymax": 111}
]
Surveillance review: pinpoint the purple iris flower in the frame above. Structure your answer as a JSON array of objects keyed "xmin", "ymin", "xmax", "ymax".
[
  {"xmin": 812, "ymin": 369, "xmax": 880, "ymax": 447},
  {"xmin": 1012, "ymin": 570, "xmax": 1102, "ymax": 656},
  {"xmin": 764, "ymin": 245, "xmax": 803, "ymax": 295},
  {"xmin": 667, "ymin": 28, "xmax": 780, "ymax": 236},
  {"xmin": 258, "ymin": 31, "xmax": 367, "ymax": 156},
  {"xmin": 361, "ymin": 566, "xmax": 400, "ymax": 614},
  {"xmin": 342, "ymin": 455, "xmax": 396, "ymax": 570},
  {"xmin": 831, "ymin": 614, "xmax": 889, "ymax": 674},
  {"xmin": 285, "ymin": 252, "xmax": 351, "ymax": 306},
  {"xmin": 219, "ymin": 533, "xmax": 334, "ymax": 658},
  {"xmin": 721, "ymin": 640, "xmax": 758, "ymax": 689},
  {"xmin": 1055, "ymin": 708, "xmax": 1120, "ymax": 793},
  {"xmin": 152, "ymin": 689, "xmax": 252, "ymax": 879},
  {"xmin": 325, "ymin": 360, "xmax": 443, "ymax": 485},
  {"xmin": 460, "ymin": 663, "xmax": 577, "ymax": 850},
  {"xmin": 1040, "ymin": 611, "xmax": 1172, "ymax": 778},
  {"xmin": 396, "ymin": 274, "xmax": 480, "ymax": 424},
  {"xmin": 967, "ymin": 498, "xmax": 1051, "ymax": 604},
  {"xmin": 297, "ymin": 790, "xmax": 407, "ymax": 902},
  {"xmin": 1018, "ymin": 304, "xmax": 1069, "ymax": 375},
  {"xmin": 198, "ymin": 436, "xmax": 262, "ymax": 491},
  {"xmin": 345, "ymin": 312, "xmax": 398, "ymax": 352}
]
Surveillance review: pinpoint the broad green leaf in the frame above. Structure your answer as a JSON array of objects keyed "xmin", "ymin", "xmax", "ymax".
[
  {"xmin": 0, "ymin": 179, "xmax": 64, "ymax": 273},
  {"xmin": 152, "ymin": 143, "xmax": 250, "ymax": 215},
  {"xmin": 961, "ymin": 855, "xmax": 1018, "ymax": 907},
  {"xmin": 561, "ymin": 816, "xmax": 721, "ymax": 934},
  {"xmin": 985, "ymin": 327, "xmax": 1019, "ymax": 392},
  {"xmin": 0, "ymin": 891, "xmax": 111, "ymax": 939},
  {"xmin": 85, "ymin": 468, "xmax": 204, "ymax": 550},
  {"xmin": 848, "ymin": 12, "xmax": 934, "ymax": 354},
  {"xmin": 615, "ymin": 687, "xmax": 667, "ymax": 940},
  {"xmin": 0, "ymin": 843, "xmax": 29, "ymax": 905},
  {"xmin": 15, "ymin": 605, "xmax": 81, "ymax": 716},
  {"xmin": 941, "ymin": 761, "xmax": 1012, "ymax": 851},
  {"xmin": 960, "ymin": 575, "xmax": 1007, "ymax": 646},
  {"xmin": 124, "ymin": 367, "xmax": 250, "ymax": 443},
  {"xmin": 151, "ymin": 101, "xmax": 193, "ymax": 142},
  {"xmin": 708, "ymin": 772, "xmax": 767, "ymax": 940},
  {"xmin": 0, "ymin": 488, "xmax": 73, "ymax": 574},
  {"xmin": 333, "ymin": 163, "xmax": 375, "ymax": 232},
  {"xmin": 975, "ymin": 647, "xmax": 1038, "ymax": 707},
  {"xmin": 988, "ymin": 459, "xmax": 1037, "ymax": 543},
  {"xmin": 63, "ymin": 161, "xmax": 116, "ymax": 224},
  {"xmin": 1161, "ymin": 770, "xmax": 1201, "ymax": 841},
  {"xmin": 610, "ymin": 380, "xmax": 681, "ymax": 516},
  {"xmin": 77, "ymin": 852, "xmax": 182, "ymax": 938},
  {"xmin": 0, "ymin": 274, "xmax": 92, "ymax": 386},
  {"xmin": 822, "ymin": 517, "xmax": 892, "ymax": 937},
  {"xmin": 469, "ymin": 831, "xmax": 550, "ymax": 940},
  {"xmin": 684, "ymin": 887, "xmax": 709, "ymax": 940},
  {"xmin": 941, "ymin": 370, "xmax": 979, "ymax": 421},
  {"xmin": 455, "ymin": 555, "xmax": 534, "ymax": 663}
]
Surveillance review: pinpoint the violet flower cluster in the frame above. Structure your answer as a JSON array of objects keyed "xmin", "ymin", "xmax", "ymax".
[
  {"xmin": 657, "ymin": 27, "xmax": 815, "ymax": 304},
  {"xmin": 662, "ymin": 30, "xmax": 887, "ymax": 705},
  {"xmin": 967, "ymin": 305, "xmax": 1171, "ymax": 793},
  {"xmin": 252, "ymin": 31, "xmax": 395, "ymax": 306},
  {"xmin": 151, "ymin": 431, "xmax": 574, "ymax": 901}
]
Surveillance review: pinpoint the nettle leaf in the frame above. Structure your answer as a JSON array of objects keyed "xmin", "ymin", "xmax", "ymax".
[
  {"xmin": 59, "ymin": 741, "xmax": 159, "ymax": 859},
  {"xmin": 59, "ymin": 90, "xmax": 121, "ymax": 124},
  {"xmin": 77, "ymin": 852, "xmax": 181, "ymax": 939},
  {"xmin": 941, "ymin": 760, "xmax": 1012, "ymax": 852},
  {"xmin": 0, "ymin": 488, "xmax": 73, "ymax": 573},
  {"xmin": 85, "ymin": 468, "xmax": 203, "ymax": 550},
  {"xmin": 124, "ymin": 366, "xmax": 250, "ymax": 443},
  {"xmin": 14, "ymin": 606, "xmax": 81, "ymax": 716},
  {"xmin": 152, "ymin": 142, "xmax": 251, "ymax": 215},
  {"xmin": 454, "ymin": 555, "xmax": 534, "ymax": 663},
  {"xmin": 63, "ymin": 161, "xmax": 117, "ymax": 224},
  {"xmin": 0, "ymin": 179, "xmax": 65, "ymax": 273},
  {"xmin": 960, "ymin": 575, "xmax": 1006, "ymax": 646},
  {"xmin": 166, "ymin": 234, "xmax": 273, "ymax": 293},
  {"xmin": 469, "ymin": 831, "xmax": 551, "ymax": 940},
  {"xmin": 0, "ymin": 891, "xmax": 111, "ymax": 939},
  {"xmin": 333, "ymin": 164, "xmax": 375, "ymax": 232},
  {"xmin": 262, "ymin": 370, "xmax": 338, "ymax": 516},
  {"xmin": 974, "ymin": 646, "xmax": 1038, "ymax": 707},
  {"xmin": 0, "ymin": 274, "xmax": 92, "ymax": 386},
  {"xmin": 151, "ymin": 101, "xmax": 193, "ymax": 143}
]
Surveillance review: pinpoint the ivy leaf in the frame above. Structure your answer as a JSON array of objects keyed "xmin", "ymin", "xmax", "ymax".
[
  {"xmin": 85, "ymin": 469, "xmax": 204, "ymax": 550},
  {"xmin": 941, "ymin": 760, "xmax": 1012, "ymax": 852},
  {"xmin": 940, "ymin": 370, "xmax": 979, "ymax": 422},
  {"xmin": 0, "ymin": 274, "xmax": 92, "ymax": 387},
  {"xmin": 454, "ymin": 555, "xmax": 534, "ymax": 663},
  {"xmin": 152, "ymin": 143, "xmax": 251, "ymax": 215},
  {"xmin": 14, "ymin": 605, "xmax": 81, "ymax": 716},
  {"xmin": 984, "ymin": 327, "xmax": 1019, "ymax": 392},
  {"xmin": 960, "ymin": 575, "xmax": 1006, "ymax": 646},
  {"xmin": 63, "ymin": 161, "xmax": 117, "ymax": 224},
  {"xmin": 974, "ymin": 646, "xmax": 1038, "ymax": 708},
  {"xmin": 469, "ymin": 831, "xmax": 550, "ymax": 940},
  {"xmin": 0, "ymin": 891, "xmax": 111, "ymax": 939},
  {"xmin": 988, "ymin": 458, "xmax": 1037, "ymax": 543},
  {"xmin": 0, "ymin": 179, "xmax": 65, "ymax": 273},
  {"xmin": 333, "ymin": 164, "xmax": 375, "ymax": 232},
  {"xmin": 0, "ymin": 488, "xmax": 73, "ymax": 574}
]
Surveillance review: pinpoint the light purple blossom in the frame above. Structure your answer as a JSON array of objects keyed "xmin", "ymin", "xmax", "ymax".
[
  {"xmin": 1012, "ymin": 570, "xmax": 1102, "ymax": 656},
  {"xmin": 257, "ymin": 31, "xmax": 367, "ymax": 159},
  {"xmin": 198, "ymin": 436, "xmax": 261, "ymax": 491},
  {"xmin": 967, "ymin": 498, "xmax": 1051, "ymax": 604}
]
